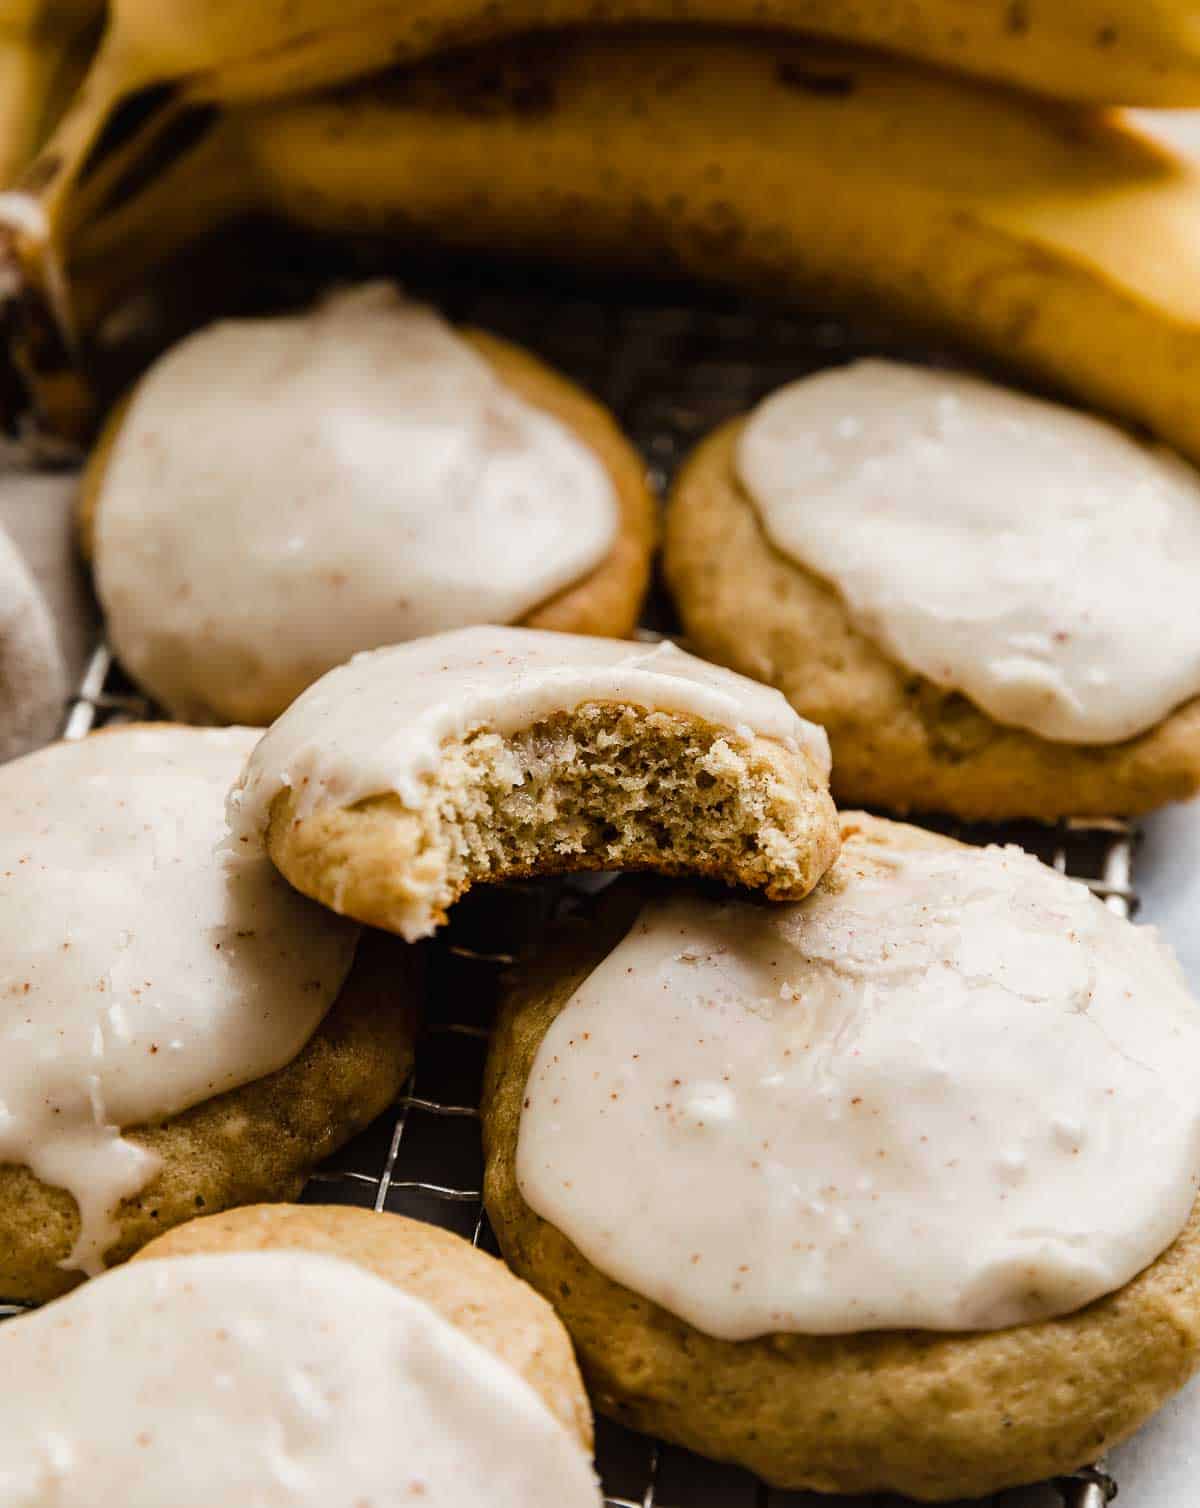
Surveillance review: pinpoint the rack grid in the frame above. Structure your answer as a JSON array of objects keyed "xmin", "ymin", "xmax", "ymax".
[{"xmin": 12, "ymin": 285, "xmax": 1135, "ymax": 1508}]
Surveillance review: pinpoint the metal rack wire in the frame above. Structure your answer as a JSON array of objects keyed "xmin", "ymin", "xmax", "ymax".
[
  {"xmin": 20, "ymin": 284, "xmax": 1136, "ymax": 1507},
  {"xmin": 52, "ymin": 649, "xmax": 1130, "ymax": 1508}
]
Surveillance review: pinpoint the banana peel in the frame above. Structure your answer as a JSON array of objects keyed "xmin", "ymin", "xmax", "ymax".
[
  {"xmin": 82, "ymin": 0, "xmax": 1200, "ymax": 108},
  {"xmin": 10, "ymin": 33, "xmax": 1200, "ymax": 466},
  {"xmin": 241, "ymin": 36, "xmax": 1200, "ymax": 469},
  {"xmin": 0, "ymin": 2, "xmax": 102, "ymax": 185},
  {"xmin": 4, "ymin": 0, "xmax": 1200, "ymax": 421}
]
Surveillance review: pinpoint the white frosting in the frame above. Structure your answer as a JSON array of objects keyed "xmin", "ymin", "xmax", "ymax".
[
  {"xmin": 0, "ymin": 1250, "xmax": 601, "ymax": 1507},
  {"xmin": 517, "ymin": 838, "xmax": 1200, "ymax": 1338},
  {"xmin": 93, "ymin": 283, "xmax": 620, "ymax": 720},
  {"xmin": 0, "ymin": 727, "xmax": 359, "ymax": 1276},
  {"xmin": 737, "ymin": 359, "xmax": 1200, "ymax": 743},
  {"xmin": 228, "ymin": 624, "xmax": 831, "ymax": 850},
  {"xmin": 0, "ymin": 522, "xmax": 64, "ymax": 763}
]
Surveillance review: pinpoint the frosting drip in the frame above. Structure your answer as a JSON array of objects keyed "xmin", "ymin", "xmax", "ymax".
[
  {"xmin": 737, "ymin": 358, "xmax": 1200, "ymax": 743},
  {"xmin": 94, "ymin": 284, "xmax": 620, "ymax": 719},
  {"xmin": 517, "ymin": 838, "xmax": 1200, "ymax": 1337},
  {"xmin": 0, "ymin": 1251, "xmax": 601, "ymax": 1506},
  {"xmin": 0, "ymin": 727, "xmax": 358, "ymax": 1275},
  {"xmin": 227, "ymin": 624, "xmax": 831, "ymax": 843}
]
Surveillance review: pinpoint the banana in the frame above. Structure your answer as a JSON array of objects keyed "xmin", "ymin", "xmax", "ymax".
[
  {"xmin": 11, "ymin": 31, "xmax": 1200, "ymax": 467},
  {"xmin": 79, "ymin": 0, "xmax": 1200, "ymax": 107},
  {"xmin": 4, "ymin": 0, "xmax": 1200, "ymax": 418},
  {"xmin": 0, "ymin": 1, "xmax": 102, "ymax": 184},
  {"xmin": 246, "ymin": 34, "xmax": 1200, "ymax": 473}
]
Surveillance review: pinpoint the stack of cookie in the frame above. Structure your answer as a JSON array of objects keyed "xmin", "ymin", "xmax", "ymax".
[{"xmin": 1, "ymin": 264, "xmax": 1200, "ymax": 1502}]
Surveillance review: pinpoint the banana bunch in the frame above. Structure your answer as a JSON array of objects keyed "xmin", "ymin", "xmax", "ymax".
[
  {"xmin": 19, "ymin": 31, "xmax": 1200, "ymax": 471},
  {"xmin": 5, "ymin": 0, "xmax": 1200, "ymax": 298},
  {"xmin": 3, "ymin": 8, "xmax": 1200, "ymax": 452},
  {"xmin": 0, "ymin": 0, "xmax": 101, "ymax": 185}
]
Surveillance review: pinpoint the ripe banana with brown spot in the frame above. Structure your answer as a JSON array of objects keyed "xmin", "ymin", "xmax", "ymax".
[
  {"xmin": 74, "ymin": 0, "xmax": 1200, "ymax": 108},
  {"xmin": 4, "ymin": 0, "xmax": 1200, "ymax": 386},
  {"xmin": 14, "ymin": 32, "xmax": 1200, "ymax": 466}
]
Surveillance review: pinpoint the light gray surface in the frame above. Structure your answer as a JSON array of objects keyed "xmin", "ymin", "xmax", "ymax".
[
  {"xmin": 0, "ymin": 465, "xmax": 96, "ymax": 688},
  {"xmin": 1141, "ymin": 799, "xmax": 1200, "ymax": 989},
  {"xmin": 1096, "ymin": 801, "xmax": 1200, "ymax": 1504}
]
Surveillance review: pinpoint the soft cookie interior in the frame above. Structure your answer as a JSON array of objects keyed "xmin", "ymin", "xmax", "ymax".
[{"xmin": 264, "ymin": 704, "xmax": 839, "ymax": 940}]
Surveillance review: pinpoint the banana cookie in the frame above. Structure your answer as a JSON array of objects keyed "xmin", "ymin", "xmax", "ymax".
[
  {"xmin": 0, "ymin": 1205, "xmax": 600, "ymax": 1506},
  {"xmin": 0, "ymin": 519, "xmax": 64, "ymax": 764},
  {"xmin": 227, "ymin": 624, "xmax": 839, "ymax": 941},
  {"xmin": 482, "ymin": 813, "xmax": 1200, "ymax": 1499},
  {"xmin": 81, "ymin": 282, "xmax": 655, "ymax": 725},
  {"xmin": 666, "ymin": 360, "xmax": 1200, "ymax": 820},
  {"xmin": 0, "ymin": 724, "xmax": 417, "ymax": 1303}
]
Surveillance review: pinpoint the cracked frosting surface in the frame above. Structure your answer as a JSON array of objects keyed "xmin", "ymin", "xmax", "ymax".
[{"xmin": 518, "ymin": 838, "xmax": 1200, "ymax": 1337}]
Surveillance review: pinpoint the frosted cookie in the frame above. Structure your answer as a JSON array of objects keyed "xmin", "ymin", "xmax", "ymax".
[
  {"xmin": 228, "ymin": 624, "xmax": 838, "ymax": 941},
  {"xmin": 0, "ymin": 1206, "xmax": 600, "ymax": 1506},
  {"xmin": 665, "ymin": 360, "xmax": 1200, "ymax": 820},
  {"xmin": 0, "ymin": 725, "xmax": 417, "ymax": 1303},
  {"xmin": 0, "ymin": 518, "xmax": 65, "ymax": 763},
  {"xmin": 482, "ymin": 813, "xmax": 1200, "ymax": 1499},
  {"xmin": 137, "ymin": 1203, "xmax": 594, "ymax": 1453},
  {"xmin": 81, "ymin": 283, "xmax": 656, "ymax": 725}
]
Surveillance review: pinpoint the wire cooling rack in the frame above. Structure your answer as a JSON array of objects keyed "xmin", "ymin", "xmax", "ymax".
[
  {"xmin": 52, "ymin": 644, "xmax": 1129, "ymax": 1508},
  {"xmin": 20, "ymin": 282, "xmax": 1133, "ymax": 1508}
]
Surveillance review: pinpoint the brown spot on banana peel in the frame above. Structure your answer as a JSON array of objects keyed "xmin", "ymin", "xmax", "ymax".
[
  {"xmin": 1005, "ymin": 2, "xmax": 1031, "ymax": 37},
  {"xmin": 775, "ymin": 63, "xmax": 856, "ymax": 97}
]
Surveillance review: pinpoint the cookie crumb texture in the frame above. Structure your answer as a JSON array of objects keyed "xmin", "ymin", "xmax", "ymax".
[
  {"xmin": 666, "ymin": 422, "xmax": 1200, "ymax": 819},
  {"xmin": 267, "ymin": 705, "xmax": 839, "ymax": 939}
]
